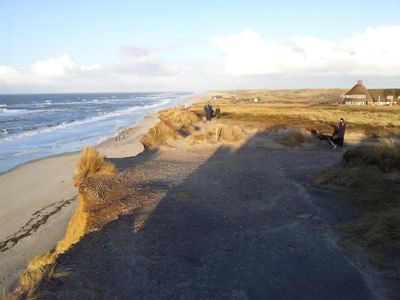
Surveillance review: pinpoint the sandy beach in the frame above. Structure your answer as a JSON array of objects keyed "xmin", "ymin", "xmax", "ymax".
[{"xmin": 0, "ymin": 114, "xmax": 159, "ymax": 291}]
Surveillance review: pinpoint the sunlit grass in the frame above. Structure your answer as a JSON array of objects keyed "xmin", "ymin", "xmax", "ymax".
[{"xmin": 73, "ymin": 147, "xmax": 116, "ymax": 187}]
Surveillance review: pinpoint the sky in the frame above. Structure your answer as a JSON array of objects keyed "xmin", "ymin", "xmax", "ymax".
[{"xmin": 0, "ymin": 0, "xmax": 399, "ymax": 93}]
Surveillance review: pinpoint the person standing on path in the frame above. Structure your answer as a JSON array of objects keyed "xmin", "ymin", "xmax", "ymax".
[{"xmin": 329, "ymin": 118, "xmax": 346, "ymax": 149}]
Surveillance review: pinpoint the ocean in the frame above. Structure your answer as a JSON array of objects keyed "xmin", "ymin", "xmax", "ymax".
[{"xmin": 0, "ymin": 92, "xmax": 191, "ymax": 173}]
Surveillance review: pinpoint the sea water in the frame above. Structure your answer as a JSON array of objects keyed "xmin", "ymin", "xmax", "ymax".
[{"xmin": 0, "ymin": 92, "xmax": 191, "ymax": 173}]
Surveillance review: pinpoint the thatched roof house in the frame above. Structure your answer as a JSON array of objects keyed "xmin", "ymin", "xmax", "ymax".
[{"xmin": 342, "ymin": 80, "xmax": 400, "ymax": 105}]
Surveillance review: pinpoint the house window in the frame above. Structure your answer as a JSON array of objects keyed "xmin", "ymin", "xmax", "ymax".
[{"xmin": 345, "ymin": 94, "xmax": 366, "ymax": 99}]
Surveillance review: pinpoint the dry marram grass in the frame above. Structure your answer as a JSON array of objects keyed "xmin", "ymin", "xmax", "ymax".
[
  {"xmin": 10, "ymin": 264, "xmax": 69, "ymax": 300},
  {"xmin": 59, "ymin": 147, "xmax": 117, "ymax": 253},
  {"xmin": 141, "ymin": 108, "xmax": 200, "ymax": 148},
  {"xmin": 73, "ymin": 147, "xmax": 116, "ymax": 187}
]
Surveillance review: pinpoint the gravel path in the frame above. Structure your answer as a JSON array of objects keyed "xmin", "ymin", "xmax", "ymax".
[{"xmin": 41, "ymin": 132, "xmax": 378, "ymax": 299}]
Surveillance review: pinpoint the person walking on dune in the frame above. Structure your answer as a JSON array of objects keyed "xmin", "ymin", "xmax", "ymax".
[
  {"xmin": 329, "ymin": 118, "xmax": 346, "ymax": 149},
  {"xmin": 204, "ymin": 101, "xmax": 213, "ymax": 121}
]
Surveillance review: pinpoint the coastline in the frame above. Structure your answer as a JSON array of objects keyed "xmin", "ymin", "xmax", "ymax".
[
  {"xmin": 0, "ymin": 93, "xmax": 196, "ymax": 176},
  {"xmin": 4, "ymin": 90, "xmax": 400, "ymax": 298},
  {"xmin": 0, "ymin": 108, "xmax": 165, "ymax": 291}
]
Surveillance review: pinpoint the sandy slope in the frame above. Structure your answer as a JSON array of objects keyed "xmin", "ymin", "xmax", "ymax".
[{"xmin": 0, "ymin": 114, "xmax": 158, "ymax": 292}]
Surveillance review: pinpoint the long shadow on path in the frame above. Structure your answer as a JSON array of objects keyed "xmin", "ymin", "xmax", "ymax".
[{"xmin": 48, "ymin": 131, "xmax": 373, "ymax": 299}]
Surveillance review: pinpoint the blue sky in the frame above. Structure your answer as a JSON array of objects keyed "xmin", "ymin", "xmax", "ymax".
[{"xmin": 1, "ymin": 0, "xmax": 400, "ymax": 92}]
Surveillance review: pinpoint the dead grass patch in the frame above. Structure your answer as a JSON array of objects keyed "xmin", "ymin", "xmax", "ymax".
[{"xmin": 275, "ymin": 130, "xmax": 311, "ymax": 148}]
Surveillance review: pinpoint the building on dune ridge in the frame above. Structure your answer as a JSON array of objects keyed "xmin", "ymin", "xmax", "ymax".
[{"xmin": 341, "ymin": 80, "xmax": 400, "ymax": 105}]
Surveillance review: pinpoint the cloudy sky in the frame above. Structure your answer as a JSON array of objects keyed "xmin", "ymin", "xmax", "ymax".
[{"xmin": 1, "ymin": 0, "xmax": 399, "ymax": 93}]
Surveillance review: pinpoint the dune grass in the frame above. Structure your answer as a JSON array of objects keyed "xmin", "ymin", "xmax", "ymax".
[
  {"xmin": 342, "ymin": 138, "xmax": 400, "ymax": 172},
  {"xmin": 188, "ymin": 124, "xmax": 246, "ymax": 145},
  {"xmin": 189, "ymin": 95, "xmax": 400, "ymax": 137},
  {"xmin": 311, "ymin": 142, "xmax": 400, "ymax": 246},
  {"xmin": 275, "ymin": 130, "xmax": 311, "ymax": 148},
  {"xmin": 141, "ymin": 108, "xmax": 200, "ymax": 148},
  {"xmin": 6, "ymin": 263, "xmax": 70, "ymax": 300},
  {"xmin": 143, "ymin": 91, "xmax": 400, "ymax": 148},
  {"xmin": 210, "ymin": 88, "xmax": 346, "ymax": 105},
  {"xmin": 20, "ymin": 264, "xmax": 69, "ymax": 300},
  {"xmin": 59, "ymin": 147, "xmax": 117, "ymax": 253},
  {"xmin": 73, "ymin": 147, "xmax": 116, "ymax": 187}
]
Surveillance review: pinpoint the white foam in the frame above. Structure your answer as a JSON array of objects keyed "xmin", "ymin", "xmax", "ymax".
[
  {"xmin": 0, "ymin": 99, "xmax": 171, "ymax": 142},
  {"xmin": 0, "ymin": 108, "xmax": 33, "ymax": 115}
]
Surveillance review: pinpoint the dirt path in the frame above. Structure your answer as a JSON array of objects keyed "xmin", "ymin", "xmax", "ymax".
[{"xmin": 41, "ymin": 132, "xmax": 383, "ymax": 299}]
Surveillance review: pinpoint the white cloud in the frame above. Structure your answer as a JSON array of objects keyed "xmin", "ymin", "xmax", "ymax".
[
  {"xmin": 214, "ymin": 30, "xmax": 305, "ymax": 75},
  {"xmin": 0, "ymin": 55, "xmax": 79, "ymax": 85},
  {"xmin": 0, "ymin": 65, "xmax": 25, "ymax": 84},
  {"xmin": 111, "ymin": 46, "xmax": 172, "ymax": 76},
  {"xmin": 0, "ymin": 48, "xmax": 175, "ymax": 91},
  {"xmin": 31, "ymin": 55, "xmax": 77, "ymax": 78},
  {"xmin": 214, "ymin": 26, "xmax": 400, "ymax": 76},
  {"xmin": 1, "ymin": 26, "xmax": 400, "ymax": 92}
]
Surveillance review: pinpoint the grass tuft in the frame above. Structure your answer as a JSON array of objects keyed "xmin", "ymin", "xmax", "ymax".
[
  {"xmin": 16, "ymin": 263, "xmax": 70, "ymax": 300},
  {"xmin": 311, "ymin": 165, "xmax": 400, "ymax": 246},
  {"xmin": 141, "ymin": 108, "xmax": 200, "ymax": 148},
  {"xmin": 73, "ymin": 147, "xmax": 116, "ymax": 187},
  {"xmin": 342, "ymin": 139, "xmax": 400, "ymax": 172},
  {"xmin": 275, "ymin": 130, "xmax": 311, "ymax": 148},
  {"xmin": 344, "ymin": 208, "xmax": 400, "ymax": 246}
]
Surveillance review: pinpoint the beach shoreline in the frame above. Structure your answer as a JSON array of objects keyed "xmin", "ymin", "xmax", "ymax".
[
  {"xmin": 0, "ymin": 101, "xmax": 184, "ymax": 291},
  {"xmin": 0, "ymin": 92, "xmax": 198, "ymax": 175},
  {"xmin": 0, "ymin": 113, "xmax": 159, "ymax": 177}
]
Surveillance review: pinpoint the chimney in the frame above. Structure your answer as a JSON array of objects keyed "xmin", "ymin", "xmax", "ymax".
[{"xmin": 357, "ymin": 80, "xmax": 363, "ymax": 85}]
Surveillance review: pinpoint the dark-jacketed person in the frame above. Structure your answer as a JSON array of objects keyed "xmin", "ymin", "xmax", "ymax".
[
  {"xmin": 329, "ymin": 118, "xmax": 346, "ymax": 149},
  {"xmin": 204, "ymin": 101, "xmax": 213, "ymax": 121}
]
